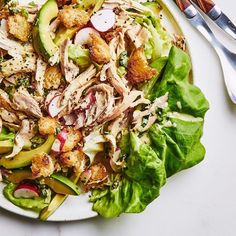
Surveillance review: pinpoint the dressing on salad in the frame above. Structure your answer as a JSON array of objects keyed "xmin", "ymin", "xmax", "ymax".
[{"xmin": 0, "ymin": 0, "xmax": 209, "ymax": 220}]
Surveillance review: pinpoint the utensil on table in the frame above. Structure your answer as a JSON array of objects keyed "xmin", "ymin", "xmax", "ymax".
[
  {"xmin": 191, "ymin": 0, "xmax": 236, "ymax": 40},
  {"xmin": 174, "ymin": 0, "xmax": 236, "ymax": 104}
]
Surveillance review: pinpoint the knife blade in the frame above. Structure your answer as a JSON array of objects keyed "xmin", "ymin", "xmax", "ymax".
[{"xmin": 192, "ymin": 0, "xmax": 236, "ymax": 40}]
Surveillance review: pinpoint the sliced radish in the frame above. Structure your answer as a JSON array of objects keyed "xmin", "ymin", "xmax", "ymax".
[
  {"xmin": 57, "ymin": 130, "xmax": 68, "ymax": 147},
  {"xmin": 48, "ymin": 95, "xmax": 64, "ymax": 118},
  {"xmin": 14, "ymin": 183, "xmax": 40, "ymax": 199},
  {"xmin": 51, "ymin": 138, "xmax": 62, "ymax": 155},
  {"xmin": 74, "ymin": 27, "xmax": 99, "ymax": 45},
  {"xmin": 90, "ymin": 9, "xmax": 116, "ymax": 32},
  {"xmin": 45, "ymin": 91, "xmax": 60, "ymax": 106},
  {"xmin": 80, "ymin": 91, "xmax": 96, "ymax": 110}
]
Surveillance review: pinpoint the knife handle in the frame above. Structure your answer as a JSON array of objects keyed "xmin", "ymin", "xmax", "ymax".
[
  {"xmin": 192, "ymin": 0, "xmax": 215, "ymax": 14},
  {"xmin": 175, "ymin": 0, "xmax": 192, "ymax": 12}
]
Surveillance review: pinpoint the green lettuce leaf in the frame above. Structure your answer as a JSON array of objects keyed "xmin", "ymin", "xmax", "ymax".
[
  {"xmin": 135, "ymin": 10, "xmax": 172, "ymax": 61},
  {"xmin": 140, "ymin": 56, "xmax": 168, "ymax": 98},
  {"xmin": 149, "ymin": 113, "xmax": 206, "ymax": 177},
  {"xmin": 150, "ymin": 46, "xmax": 209, "ymax": 118},
  {"xmin": 90, "ymin": 132, "xmax": 166, "ymax": 218}
]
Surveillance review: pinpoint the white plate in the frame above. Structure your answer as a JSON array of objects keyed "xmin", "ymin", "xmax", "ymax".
[{"xmin": 0, "ymin": 1, "xmax": 195, "ymax": 221}]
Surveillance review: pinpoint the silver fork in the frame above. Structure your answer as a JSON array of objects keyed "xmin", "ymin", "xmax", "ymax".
[{"xmin": 175, "ymin": 0, "xmax": 236, "ymax": 104}]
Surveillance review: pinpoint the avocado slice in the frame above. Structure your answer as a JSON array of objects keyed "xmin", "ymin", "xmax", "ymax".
[
  {"xmin": 5, "ymin": 169, "xmax": 33, "ymax": 183},
  {"xmin": 0, "ymin": 135, "xmax": 55, "ymax": 169},
  {"xmin": 40, "ymin": 172, "xmax": 81, "ymax": 221},
  {"xmin": 4, "ymin": 183, "xmax": 50, "ymax": 212},
  {"xmin": 0, "ymin": 140, "xmax": 13, "ymax": 154},
  {"xmin": 32, "ymin": 0, "xmax": 59, "ymax": 61},
  {"xmin": 54, "ymin": 26, "xmax": 79, "ymax": 46},
  {"xmin": 44, "ymin": 174, "xmax": 81, "ymax": 195}
]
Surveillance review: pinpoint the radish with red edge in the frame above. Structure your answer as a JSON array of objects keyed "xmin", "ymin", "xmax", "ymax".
[
  {"xmin": 90, "ymin": 9, "xmax": 116, "ymax": 32},
  {"xmin": 48, "ymin": 95, "xmax": 64, "ymax": 118},
  {"xmin": 57, "ymin": 129, "xmax": 68, "ymax": 147},
  {"xmin": 14, "ymin": 183, "xmax": 40, "ymax": 198},
  {"xmin": 45, "ymin": 91, "xmax": 60, "ymax": 106},
  {"xmin": 51, "ymin": 138, "xmax": 62, "ymax": 154},
  {"xmin": 74, "ymin": 27, "xmax": 99, "ymax": 45}
]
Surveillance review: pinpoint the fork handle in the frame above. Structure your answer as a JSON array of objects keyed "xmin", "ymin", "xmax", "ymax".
[
  {"xmin": 191, "ymin": 0, "xmax": 215, "ymax": 14},
  {"xmin": 175, "ymin": 0, "xmax": 191, "ymax": 12}
]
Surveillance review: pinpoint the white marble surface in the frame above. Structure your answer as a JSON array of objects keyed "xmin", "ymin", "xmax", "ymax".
[{"xmin": 1, "ymin": 0, "xmax": 236, "ymax": 235}]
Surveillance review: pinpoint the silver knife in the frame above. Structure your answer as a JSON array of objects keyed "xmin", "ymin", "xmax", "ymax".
[{"xmin": 191, "ymin": 0, "xmax": 236, "ymax": 40}]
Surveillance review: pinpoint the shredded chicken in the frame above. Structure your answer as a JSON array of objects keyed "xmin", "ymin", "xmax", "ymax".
[
  {"xmin": 12, "ymin": 87, "xmax": 42, "ymax": 118},
  {"xmin": 60, "ymin": 40, "xmax": 80, "ymax": 83},
  {"xmin": 60, "ymin": 65, "xmax": 96, "ymax": 106},
  {"xmin": 35, "ymin": 57, "xmax": 47, "ymax": 96},
  {"xmin": 6, "ymin": 119, "xmax": 35, "ymax": 158},
  {"xmin": 0, "ymin": 53, "xmax": 37, "ymax": 77},
  {"xmin": 0, "ymin": 108, "xmax": 19, "ymax": 124},
  {"xmin": 0, "ymin": 28, "xmax": 25, "ymax": 57}
]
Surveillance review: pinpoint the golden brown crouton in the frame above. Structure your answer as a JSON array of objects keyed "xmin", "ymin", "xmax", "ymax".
[
  {"xmin": 127, "ymin": 47, "xmax": 157, "ymax": 84},
  {"xmin": 38, "ymin": 117, "xmax": 59, "ymax": 135},
  {"xmin": 81, "ymin": 163, "xmax": 108, "ymax": 190},
  {"xmin": 61, "ymin": 128, "xmax": 82, "ymax": 152},
  {"xmin": 88, "ymin": 33, "xmax": 111, "ymax": 64},
  {"xmin": 58, "ymin": 6, "xmax": 89, "ymax": 29},
  {"xmin": 31, "ymin": 152, "xmax": 55, "ymax": 178},
  {"xmin": 59, "ymin": 149, "xmax": 84, "ymax": 168},
  {"xmin": 7, "ymin": 14, "xmax": 31, "ymax": 42},
  {"xmin": 44, "ymin": 66, "xmax": 62, "ymax": 90}
]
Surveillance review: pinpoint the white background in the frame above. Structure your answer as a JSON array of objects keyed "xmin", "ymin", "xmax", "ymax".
[{"xmin": 1, "ymin": 0, "xmax": 236, "ymax": 235}]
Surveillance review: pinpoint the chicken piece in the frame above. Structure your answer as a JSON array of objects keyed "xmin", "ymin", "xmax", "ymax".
[
  {"xmin": 58, "ymin": 6, "xmax": 89, "ymax": 29},
  {"xmin": 7, "ymin": 14, "xmax": 31, "ymax": 42},
  {"xmin": 6, "ymin": 119, "xmax": 36, "ymax": 158},
  {"xmin": 127, "ymin": 47, "xmax": 157, "ymax": 84},
  {"xmin": 61, "ymin": 128, "xmax": 82, "ymax": 152},
  {"xmin": 0, "ymin": 108, "xmax": 19, "ymax": 124},
  {"xmin": 12, "ymin": 87, "xmax": 42, "ymax": 118},
  {"xmin": 88, "ymin": 34, "xmax": 111, "ymax": 64},
  {"xmin": 31, "ymin": 152, "xmax": 55, "ymax": 178},
  {"xmin": 59, "ymin": 149, "xmax": 84, "ymax": 169},
  {"xmin": 60, "ymin": 39, "xmax": 80, "ymax": 83},
  {"xmin": 38, "ymin": 117, "xmax": 59, "ymax": 135},
  {"xmin": 0, "ymin": 89, "xmax": 15, "ymax": 113},
  {"xmin": 0, "ymin": 53, "xmax": 37, "ymax": 77},
  {"xmin": 44, "ymin": 66, "xmax": 62, "ymax": 90}
]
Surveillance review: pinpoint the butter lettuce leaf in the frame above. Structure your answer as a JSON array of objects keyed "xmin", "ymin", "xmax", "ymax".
[
  {"xmin": 150, "ymin": 46, "xmax": 209, "ymax": 118},
  {"xmin": 149, "ymin": 113, "xmax": 205, "ymax": 177},
  {"xmin": 90, "ymin": 132, "xmax": 166, "ymax": 218}
]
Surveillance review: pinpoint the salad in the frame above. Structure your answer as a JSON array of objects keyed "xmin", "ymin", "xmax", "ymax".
[{"xmin": 0, "ymin": 0, "xmax": 209, "ymax": 220}]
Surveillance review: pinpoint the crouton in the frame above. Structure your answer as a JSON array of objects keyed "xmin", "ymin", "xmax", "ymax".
[
  {"xmin": 61, "ymin": 128, "xmax": 82, "ymax": 152},
  {"xmin": 127, "ymin": 47, "xmax": 157, "ymax": 84},
  {"xmin": 58, "ymin": 6, "xmax": 89, "ymax": 29},
  {"xmin": 7, "ymin": 14, "xmax": 31, "ymax": 42},
  {"xmin": 31, "ymin": 152, "xmax": 54, "ymax": 178},
  {"xmin": 44, "ymin": 66, "xmax": 62, "ymax": 90},
  {"xmin": 38, "ymin": 117, "xmax": 59, "ymax": 135},
  {"xmin": 88, "ymin": 33, "xmax": 111, "ymax": 64},
  {"xmin": 59, "ymin": 149, "xmax": 84, "ymax": 169},
  {"xmin": 81, "ymin": 163, "xmax": 108, "ymax": 189}
]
